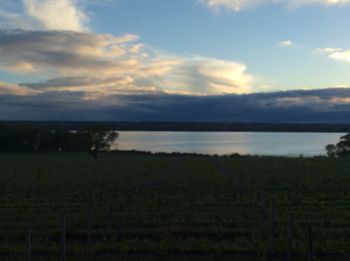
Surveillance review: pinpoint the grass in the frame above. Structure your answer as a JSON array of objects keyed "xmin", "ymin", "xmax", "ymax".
[{"xmin": 0, "ymin": 152, "xmax": 350, "ymax": 260}]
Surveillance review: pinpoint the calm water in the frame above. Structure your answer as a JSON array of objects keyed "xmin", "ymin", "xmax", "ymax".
[{"xmin": 115, "ymin": 131, "xmax": 345, "ymax": 156}]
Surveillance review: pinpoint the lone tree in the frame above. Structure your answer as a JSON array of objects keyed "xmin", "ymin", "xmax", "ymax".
[
  {"xmin": 83, "ymin": 125, "xmax": 118, "ymax": 159},
  {"xmin": 326, "ymin": 133, "xmax": 350, "ymax": 157}
]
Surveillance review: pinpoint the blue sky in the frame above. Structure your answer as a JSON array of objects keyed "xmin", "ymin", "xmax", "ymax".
[
  {"xmin": 2, "ymin": 0, "xmax": 350, "ymax": 92},
  {"xmin": 89, "ymin": 0, "xmax": 350, "ymax": 90},
  {"xmin": 1, "ymin": 0, "xmax": 350, "ymax": 121}
]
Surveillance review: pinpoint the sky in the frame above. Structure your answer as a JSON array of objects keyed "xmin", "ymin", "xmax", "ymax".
[{"xmin": 1, "ymin": 0, "xmax": 350, "ymax": 122}]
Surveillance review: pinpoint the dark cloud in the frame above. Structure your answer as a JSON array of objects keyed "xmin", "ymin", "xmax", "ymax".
[
  {"xmin": 0, "ymin": 30, "xmax": 140, "ymax": 75},
  {"xmin": 1, "ymin": 87, "xmax": 350, "ymax": 122}
]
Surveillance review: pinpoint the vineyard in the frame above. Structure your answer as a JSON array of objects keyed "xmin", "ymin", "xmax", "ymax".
[{"xmin": 0, "ymin": 152, "xmax": 350, "ymax": 260}]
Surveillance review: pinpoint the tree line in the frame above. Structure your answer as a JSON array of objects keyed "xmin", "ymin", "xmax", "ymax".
[
  {"xmin": 0, "ymin": 123, "xmax": 117, "ymax": 158},
  {"xmin": 3, "ymin": 121, "xmax": 350, "ymax": 133}
]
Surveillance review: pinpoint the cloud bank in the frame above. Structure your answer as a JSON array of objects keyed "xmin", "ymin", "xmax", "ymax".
[
  {"xmin": 0, "ymin": 30, "xmax": 255, "ymax": 98},
  {"xmin": 2, "ymin": 88, "xmax": 350, "ymax": 122},
  {"xmin": 1, "ymin": 0, "xmax": 349, "ymax": 123},
  {"xmin": 201, "ymin": 0, "xmax": 350, "ymax": 11},
  {"xmin": 0, "ymin": 1, "xmax": 256, "ymax": 99}
]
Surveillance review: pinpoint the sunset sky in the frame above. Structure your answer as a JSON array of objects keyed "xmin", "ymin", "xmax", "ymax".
[{"xmin": 1, "ymin": 0, "xmax": 350, "ymax": 122}]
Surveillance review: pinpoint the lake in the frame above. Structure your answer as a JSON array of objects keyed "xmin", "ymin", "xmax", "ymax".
[{"xmin": 115, "ymin": 131, "xmax": 345, "ymax": 156}]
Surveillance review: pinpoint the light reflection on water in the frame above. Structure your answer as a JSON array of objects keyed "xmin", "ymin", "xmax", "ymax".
[{"xmin": 115, "ymin": 131, "xmax": 345, "ymax": 156}]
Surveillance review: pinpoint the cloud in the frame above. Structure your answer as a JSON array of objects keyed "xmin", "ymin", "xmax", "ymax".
[
  {"xmin": 0, "ymin": 30, "xmax": 255, "ymax": 97},
  {"xmin": 0, "ymin": 1, "xmax": 255, "ymax": 99},
  {"xmin": 200, "ymin": 0, "xmax": 268, "ymax": 12},
  {"xmin": 157, "ymin": 57, "xmax": 253, "ymax": 95},
  {"xmin": 24, "ymin": 0, "xmax": 88, "ymax": 31},
  {"xmin": 315, "ymin": 47, "xmax": 350, "ymax": 63},
  {"xmin": 0, "ymin": 81, "xmax": 39, "ymax": 96},
  {"xmin": 200, "ymin": 0, "xmax": 350, "ymax": 11},
  {"xmin": 290, "ymin": 0, "xmax": 350, "ymax": 8},
  {"xmin": 277, "ymin": 40, "xmax": 294, "ymax": 47},
  {"xmin": 0, "ymin": 30, "xmax": 140, "ymax": 75},
  {"xmin": 0, "ymin": 0, "xmax": 88, "ymax": 31},
  {"xmin": 1, "ymin": 87, "xmax": 350, "ymax": 122}
]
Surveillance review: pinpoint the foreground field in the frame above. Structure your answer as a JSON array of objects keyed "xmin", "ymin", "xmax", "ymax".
[{"xmin": 0, "ymin": 152, "xmax": 350, "ymax": 260}]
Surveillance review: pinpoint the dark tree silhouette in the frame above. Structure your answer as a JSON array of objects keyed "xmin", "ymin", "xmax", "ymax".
[
  {"xmin": 84, "ymin": 125, "xmax": 118, "ymax": 159},
  {"xmin": 326, "ymin": 133, "xmax": 350, "ymax": 157},
  {"xmin": 0, "ymin": 123, "xmax": 118, "ymax": 157},
  {"xmin": 325, "ymin": 144, "xmax": 337, "ymax": 158}
]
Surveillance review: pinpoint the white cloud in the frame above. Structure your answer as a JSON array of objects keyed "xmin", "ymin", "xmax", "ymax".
[
  {"xmin": 155, "ymin": 57, "xmax": 253, "ymax": 95},
  {"xmin": 316, "ymin": 47, "xmax": 350, "ymax": 63},
  {"xmin": 277, "ymin": 40, "xmax": 294, "ymax": 47},
  {"xmin": 0, "ymin": 0, "xmax": 88, "ymax": 31},
  {"xmin": 334, "ymin": 84, "xmax": 350, "ymax": 88},
  {"xmin": 329, "ymin": 51, "xmax": 350, "ymax": 63},
  {"xmin": 314, "ymin": 47, "xmax": 343, "ymax": 54},
  {"xmin": 188, "ymin": 58, "xmax": 253, "ymax": 94},
  {"xmin": 201, "ymin": 0, "xmax": 350, "ymax": 11},
  {"xmin": 200, "ymin": 0, "xmax": 268, "ymax": 12},
  {"xmin": 24, "ymin": 0, "xmax": 88, "ymax": 31},
  {"xmin": 0, "ymin": 30, "xmax": 256, "ymax": 98},
  {"xmin": 290, "ymin": 0, "xmax": 350, "ymax": 8},
  {"xmin": 0, "ymin": 1, "xmax": 257, "ymax": 98}
]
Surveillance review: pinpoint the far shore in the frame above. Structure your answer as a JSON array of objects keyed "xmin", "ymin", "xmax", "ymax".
[{"xmin": 104, "ymin": 149, "xmax": 328, "ymax": 159}]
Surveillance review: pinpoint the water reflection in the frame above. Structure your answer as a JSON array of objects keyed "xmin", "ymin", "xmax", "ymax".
[{"xmin": 115, "ymin": 131, "xmax": 345, "ymax": 156}]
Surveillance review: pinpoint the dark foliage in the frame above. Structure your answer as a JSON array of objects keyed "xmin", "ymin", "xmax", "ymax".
[
  {"xmin": 326, "ymin": 133, "xmax": 350, "ymax": 157},
  {"xmin": 2, "ymin": 121, "xmax": 350, "ymax": 133},
  {"xmin": 0, "ymin": 123, "xmax": 118, "ymax": 155}
]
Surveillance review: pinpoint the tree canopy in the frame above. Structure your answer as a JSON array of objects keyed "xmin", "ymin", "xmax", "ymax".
[{"xmin": 326, "ymin": 133, "xmax": 350, "ymax": 157}]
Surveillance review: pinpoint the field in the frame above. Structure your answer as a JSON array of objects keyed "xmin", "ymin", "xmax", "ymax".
[{"xmin": 0, "ymin": 152, "xmax": 350, "ymax": 260}]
